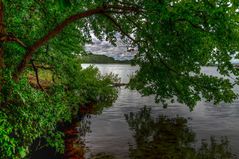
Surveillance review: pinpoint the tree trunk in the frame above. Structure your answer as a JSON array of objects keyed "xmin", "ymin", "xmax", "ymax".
[
  {"xmin": 0, "ymin": 0, "xmax": 5, "ymax": 69},
  {"xmin": 12, "ymin": 6, "xmax": 105, "ymax": 82},
  {"xmin": 12, "ymin": 4, "xmax": 140, "ymax": 82},
  {"xmin": 0, "ymin": 0, "xmax": 5, "ymax": 102}
]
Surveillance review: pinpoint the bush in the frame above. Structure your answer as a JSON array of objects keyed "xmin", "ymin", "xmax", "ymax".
[{"xmin": 0, "ymin": 60, "xmax": 118, "ymax": 158}]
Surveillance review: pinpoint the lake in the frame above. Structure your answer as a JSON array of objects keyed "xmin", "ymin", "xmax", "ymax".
[{"xmin": 82, "ymin": 64, "xmax": 239, "ymax": 159}]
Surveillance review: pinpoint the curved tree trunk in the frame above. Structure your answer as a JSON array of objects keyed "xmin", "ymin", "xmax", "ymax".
[
  {"xmin": 0, "ymin": 0, "xmax": 5, "ymax": 94},
  {"xmin": 12, "ymin": 4, "xmax": 140, "ymax": 82},
  {"xmin": 0, "ymin": 0, "xmax": 5, "ymax": 69}
]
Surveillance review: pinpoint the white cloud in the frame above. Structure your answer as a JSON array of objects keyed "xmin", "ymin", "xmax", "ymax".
[{"xmin": 85, "ymin": 33, "xmax": 137, "ymax": 61}]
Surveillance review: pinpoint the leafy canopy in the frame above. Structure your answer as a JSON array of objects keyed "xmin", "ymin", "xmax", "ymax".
[
  {"xmin": 2, "ymin": 0, "xmax": 239, "ymax": 109},
  {"xmin": 1, "ymin": 0, "xmax": 239, "ymax": 158}
]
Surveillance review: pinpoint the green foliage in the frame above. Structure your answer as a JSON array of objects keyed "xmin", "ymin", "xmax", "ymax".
[
  {"xmin": 0, "ymin": 111, "xmax": 18, "ymax": 159},
  {"xmin": 0, "ymin": 73, "xmax": 71, "ymax": 158},
  {"xmin": 0, "ymin": 60, "xmax": 118, "ymax": 158},
  {"xmin": 41, "ymin": 51, "xmax": 119, "ymax": 114},
  {"xmin": 3, "ymin": 0, "xmax": 239, "ymax": 109},
  {"xmin": 45, "ymin": 131, "xmax": 65, "ymax": 153},
  {"xmin": 127, "ymin": 0, "xmax": 239, "ymax": 109},
  {"xmin": 2, "ymin": 0, "xmax": 239, "ymax": 158}
]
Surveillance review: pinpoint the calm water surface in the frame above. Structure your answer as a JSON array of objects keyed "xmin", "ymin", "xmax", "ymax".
[{"xmin": 82, "ymin": 64, "xmax": 239, "ymax": 158}]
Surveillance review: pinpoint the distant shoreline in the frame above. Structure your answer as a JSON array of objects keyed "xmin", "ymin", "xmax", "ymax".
[
  {"xmin": 79, "ymin": 53, "xmax": 132, "ymax": 64},
  {"xmin": 81, "ymin": 62, "xmax": 131, "ymax": 64}
]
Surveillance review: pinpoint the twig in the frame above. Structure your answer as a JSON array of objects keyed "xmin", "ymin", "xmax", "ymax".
[
  {"xmin": 0, "ymin": 33, "xmax": 27, "ymax": 48},
  {"xmin": 102, "ymin": 13, "xmax": 136, "ymax": 42},
  {"xmin": 31, "ymin": 60, "xmax": 44, "ymax": 91}
]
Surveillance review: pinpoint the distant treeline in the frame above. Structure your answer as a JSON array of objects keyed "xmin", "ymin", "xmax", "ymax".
[{"xmin": 80, "ymin": 53, "xmax": 131, "ymax": 64}]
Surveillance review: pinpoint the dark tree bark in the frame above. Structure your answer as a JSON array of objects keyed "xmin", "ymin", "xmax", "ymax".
[
  {"xmin": 12, "ymin": 6, "xmax": 106, "ymax": 81},
  {"xmin": 0, "ymin": 0, "xmax": 6, "ymax": 94},
  {"xmin": 0, "ymin": 0, "xmax": 5, "ymax": 69}
]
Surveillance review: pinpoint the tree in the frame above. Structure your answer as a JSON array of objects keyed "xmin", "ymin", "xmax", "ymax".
[{"xmin": 0, "ymin": 0, "xmax": 239, "ymax": 158}]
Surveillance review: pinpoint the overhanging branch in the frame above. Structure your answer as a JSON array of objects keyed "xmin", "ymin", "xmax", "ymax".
[
  {"xmin": 102, "ymin": 13, "xmax": 136, "ymax": 42},
  {"xmin": 13, "ymin": 4, "xmax": 142, "ymax": 82}
]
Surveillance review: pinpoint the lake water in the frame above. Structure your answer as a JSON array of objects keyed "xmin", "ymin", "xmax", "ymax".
[{"xmin": 82, "ymin": 64, "xmax": 239, "ymax": 158}]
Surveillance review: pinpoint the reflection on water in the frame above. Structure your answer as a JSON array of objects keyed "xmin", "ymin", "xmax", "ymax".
[
  {"xmin": 82, "ymin": 64, "xmax": 239, "ymax": 158},
  {"xmin": 86, "ymin": 107, "xmax": 236, "ymax": 159},
  {"xmin": 126, "ymin": 107, "xmax": 236, "ymax": 159}
]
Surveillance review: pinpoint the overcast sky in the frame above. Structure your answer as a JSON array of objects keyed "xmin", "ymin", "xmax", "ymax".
[
  {"xmin": 85, "ymin": 34, "xmax": 239, "ymax": 64},
  {"xmin": 85, "ymin": 34, "xmax": 137, "ymax": 61}
]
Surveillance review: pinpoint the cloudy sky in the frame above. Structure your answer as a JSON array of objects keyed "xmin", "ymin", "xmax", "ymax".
[
  {"xmin": 85, "ymin": 34, "xmax": 239, "ymax": 64},
  {"xmin": 85, "ymin": 34, "xmax": 137, "ymax": 61}
]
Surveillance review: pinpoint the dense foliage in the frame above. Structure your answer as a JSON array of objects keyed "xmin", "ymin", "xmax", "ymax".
[
  {"xmin": 1, "ymin": 0, "xmax": 239, "ymax": 158},
  {"xmin": 128, "ymin": 0, "xmax": 239, "ymax": 109},
  {"xmin": 0, "ymin": 1, "xmax": 121, "ymax": 158},
  {"xmin": 0, "ymin": 64, "xmax": 118, "ymax": 158}
]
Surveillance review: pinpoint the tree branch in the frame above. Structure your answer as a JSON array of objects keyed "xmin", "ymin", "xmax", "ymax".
[
  {"xmin": 27, "ymin": 63, "xmax": 53, "ymax": 70},
  {"xmin": 6, "ymin": 34, "xmax": 27, "ymax": 48},
  {"xmin": 30, "ymin": 60, "xmax": 44, "ymax": 91},
  {"xmin": 175, "ymin": 18, "xmax": 207, "ymax": 32},
  {"xmin": 12, "ymin": 7, "xmax": 105, "ymax": 81},
  {"xmin": 13, "ymin": 4, "xmax": 141, "ymax": 82},
  {"xmin": 102, "ymin": 13, "xmax": 136, "ymax": 42},
  {"xmin": 0, "ymin": 33, "xmax": 27, "ymax": 48},
  {"xmin": 106, "ymin": 4, "xmax": 143, "ymax": 13},
  {"xmin": 0, "ymin": 0, "xmax": 5, "ymax": 69}
]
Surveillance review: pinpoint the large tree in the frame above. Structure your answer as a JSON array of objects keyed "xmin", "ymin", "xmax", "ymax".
[{"xmin": 1, "ymin": 0, "xmax": 239, "ymax": 158}]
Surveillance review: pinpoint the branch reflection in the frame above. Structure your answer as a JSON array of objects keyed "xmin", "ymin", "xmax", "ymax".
[{"xmin": 125, "ymin": 107, "xmax": 237, "ymax": 159}]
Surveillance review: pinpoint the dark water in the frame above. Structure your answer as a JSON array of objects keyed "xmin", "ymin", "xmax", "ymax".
[{"xmin": 82, "ymin": 64, "xmax": 239, "ymax": 158}]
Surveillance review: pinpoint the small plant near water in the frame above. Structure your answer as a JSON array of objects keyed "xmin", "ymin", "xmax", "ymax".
[{"xmin": 0, "ymin": 63, "xmax": 118, "ymax": 158}]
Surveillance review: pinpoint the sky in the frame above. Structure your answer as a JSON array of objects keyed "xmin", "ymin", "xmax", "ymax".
[
  {"xmin": 85, "ymin": 34, "xmax": 239, "ymax": 64},
  {"xmin": 85, "ymin": 34, "xmax": 137, "ymax": 61}
]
